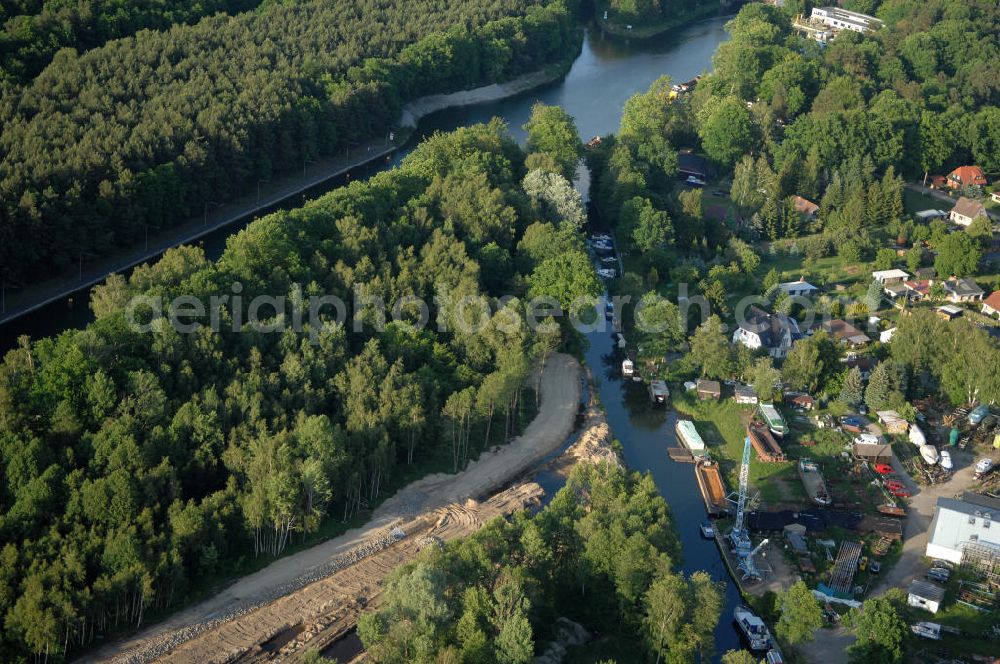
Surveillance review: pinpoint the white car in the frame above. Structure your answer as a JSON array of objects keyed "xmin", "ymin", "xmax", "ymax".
[
  {"xmin": 597, "ymin": 268, "xmax": 617, "ymax": 279},
  {"xmin": 975, "ymin": 458, "xmax": 994, "ymax": 476},
  {"xmin": 855, "ymin": 433, "xmax": 880, "ymax": 446},
  {"xmin": 686, "ymin": 175, "xmax": 706, "ymax": 187},
  {"xmin": 939, "ymin": 449, "xmax": 953, "ymax": 470}
]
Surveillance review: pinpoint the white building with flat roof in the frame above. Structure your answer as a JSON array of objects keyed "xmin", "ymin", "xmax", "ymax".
[
  {"xmin": 810, "ymin": 7, "xmax": 884, "ymax": 34},
  {"xmin": 926, "ymin": 493, "xmax": 1000, "ymax": 564},
  {"xmin": 872, "ymin": 269, "xmax": 910, "ymax": 285}
]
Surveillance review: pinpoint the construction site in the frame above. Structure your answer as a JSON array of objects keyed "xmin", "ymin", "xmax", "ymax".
[{"xmin": 83, "ymin": 355, "xmax": 622, "ymax": 664}]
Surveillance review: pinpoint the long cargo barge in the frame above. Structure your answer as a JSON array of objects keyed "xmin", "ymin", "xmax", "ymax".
[
  {"xmin": 675, "ymin": 419, "xmax": 706, "ymax": 456},
  {"xmin": 748, "ymin": 420, "xmax": 787, "ymax": 462},
  {"xmin": 695, "ymin": 459, "xmax": 730, "ymax": 516}
]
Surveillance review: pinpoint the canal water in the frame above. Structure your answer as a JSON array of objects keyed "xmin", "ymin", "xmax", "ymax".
[
  {"xmin": 4, "ymin": 13, "xmax": 744, "ymax": 658},
  {"xmin": 583, "ymin": 317, "xmax": 744, "ymax": 656}
]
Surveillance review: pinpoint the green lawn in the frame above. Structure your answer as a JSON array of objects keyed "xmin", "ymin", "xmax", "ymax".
[
  {"xmin": 903, "ymin": 188, "xmax": 947, "ymax": 215},
  {"xmin": 763, "ymin": 250, "xmax": 875, "ymax": 291},
  {"xmin": 672, "ymin": 390, "xmax": 798, "ymax": 499}
]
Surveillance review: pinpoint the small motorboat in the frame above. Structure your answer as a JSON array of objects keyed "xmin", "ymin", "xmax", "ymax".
[
  {"xmin": 975, "ymin": 458, "xmax": 994, "ymax": 478},
  {"xmin": 700, "ymin": 522, "xmax": 715, "ymax": 538},
  {"xmin": 939, "ymin": 449, "xmax": 953, "ymax": 470},
  {"xmin": 919, "ymin": 445, "xmax": 939, "ymax": 466},
  {"xmin": 910, "ymin": 622, "xmax": 941, "ymax": 640}
]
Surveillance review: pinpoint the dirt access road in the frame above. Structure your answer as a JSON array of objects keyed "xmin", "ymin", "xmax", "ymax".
[{"xmin": 83, "ymin": 354, "xmax": 580, "ymax": 664}]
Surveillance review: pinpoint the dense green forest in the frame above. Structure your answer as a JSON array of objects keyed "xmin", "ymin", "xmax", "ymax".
[
  {"xmin": 0, "ymin": 0, "xmax": 262, "ymax": 83},
  {"xmin": 0, "ymin": 111, "xmax": 603, "ymax": 660},
  {"xmin": 358, "ymin": 463, "xmax": 724, "ymax": 663},
  {"xmin": 0, "ymin": 0, "xmax": 581, "ymax": 285}
]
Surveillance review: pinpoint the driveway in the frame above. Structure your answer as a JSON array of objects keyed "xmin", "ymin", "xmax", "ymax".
[{"xmin": 874, "ymin": 453, "xmax": 976, "ymax": 594}]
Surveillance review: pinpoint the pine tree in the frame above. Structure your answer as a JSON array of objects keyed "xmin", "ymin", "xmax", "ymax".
[
  {"xmin": 865, "ymin": 362, "xmax": 895, "ymax": 412},
  {"xmin": 840, "ymin": 367, "xmax": 864, "ymax": 407}
]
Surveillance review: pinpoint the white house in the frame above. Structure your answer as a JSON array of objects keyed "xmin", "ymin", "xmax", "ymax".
[
  {"xmin": 872, "ymin": 269, "xmax": 910, "ymax": 285},
  {"xmin": 982, "ymin": 291, "xmax": 1000, "ymax": 318},
  {"xmin": 907, "ymin": 580, "xmax": 945, "ymax": 614},
  {"xmin": 810, "ymin": 7, "xmax": 883, "ymax": 33},
  {"xmin": 778, "ymin": 278, "xmax": 819, "ymax": 298},
  {"xmin": 925, "ymin": 493, "xmax": 1000, "ymax": 564},
  {"xmin": 942, "ymin": 277, "xmax": 985, "ymax": 303},
  {"xmin": 950, "ymin": 196, "xmax": 987, "ymax": 227},
  {"xmin": 732, "ymin": 306, "xmax": 800, "ymax": 359}
]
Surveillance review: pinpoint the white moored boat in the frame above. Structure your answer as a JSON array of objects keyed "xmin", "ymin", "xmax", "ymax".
[
  {"xmin": 734, "ymin": 605, "xmax": 773, "ymax": 651},
  {"xmin": 622, "ymin": 359, "xmax": 635, "ymax": 377},
  {"xmin": 909, "ymin": 424, "xmax": 926, "ymax": 446},
  {"xmin": 919, "ymin": 445, "xmax": 939, "ymax": 465}
]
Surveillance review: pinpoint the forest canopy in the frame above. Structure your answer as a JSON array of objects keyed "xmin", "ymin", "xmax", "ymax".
[
  {"xmin": 358, "ymin": 463, "xmax": 723, "ymax": 664},
  {"xmin": 0, "ymin": 117, "xmax": 599, "ymax": 660},
  {"xmin": 0, "ymin": 0, "xmax": 581, "ymax": 285}
]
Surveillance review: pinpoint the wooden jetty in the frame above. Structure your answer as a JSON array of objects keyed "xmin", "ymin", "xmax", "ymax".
[{"xmin": 667, "ymin": 448, "xmax": 697, "ymax": 463}]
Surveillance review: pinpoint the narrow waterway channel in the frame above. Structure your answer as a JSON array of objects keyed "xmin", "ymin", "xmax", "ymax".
[{"xmin": 583, "ymin": 317, "xmax": 745, "ymax": 656}]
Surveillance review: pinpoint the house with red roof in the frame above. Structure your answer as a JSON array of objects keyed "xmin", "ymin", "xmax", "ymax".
[
  {"xmin": 946, "ymin": 166, "xmax": 987, "ymax": 190},
  {"xmin": 791, "ymin": 195, "xmax": 819, "ymax": 218},
  {"xmin": 904, "ymin": 279, "xmax": 932, "ymax": 301},
  {"xmin": 983, "ymin": 291, "xmax": 1000, "ymax": 319}
]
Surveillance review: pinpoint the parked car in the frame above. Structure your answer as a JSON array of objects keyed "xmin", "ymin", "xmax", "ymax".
[
  {"xmin": 873, "ymin": 463, "xmax": 893, "ymax": 475},
  {"xmin": 939, "ymin": 449, "xmax": 953, "ymax": 471},
  {"xmin": 597, "ymin": 268, "xmax": 617, "ymax": 279},
  {"xmin": 841, "ymin": 416, "xmax": 865, "ymax": 433},
  {"xmin": 927, "ymin": 568, "xmax": 950, "ymax": 583},
  {"xmin": 870, "ymin": 561, "xmax": 881, "ymax": 574},
  {"xmin": 685, "ymin": 175, "xmax": 706, "ymax": 187}
]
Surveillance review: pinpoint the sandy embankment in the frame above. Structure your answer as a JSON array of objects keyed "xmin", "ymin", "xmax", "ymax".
[{"xmin": 399, "ymin": 67, "xmax": 569, "ymax": 128}]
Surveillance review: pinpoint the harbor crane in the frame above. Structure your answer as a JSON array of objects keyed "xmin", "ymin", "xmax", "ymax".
[{"xmin": 728, "ymin": 436, "xmax": 768, "ymax": 581}]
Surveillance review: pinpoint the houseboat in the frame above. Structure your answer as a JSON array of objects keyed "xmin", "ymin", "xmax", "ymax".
[
  {"xmin": 648, "ymin": 380, "xmax": 670, "ymax": 404},
  {"xmin": 798, "ymin": 458, "xmax": 832, "ymax": 506},
  {"xmin": 748, "ymin": 420, "xmax": 787, "ymax": 462},
  {"xmin": 758, "ymin": 403, "xmax": 788, "ymax": 437},
  {"xmin": 733, "ymin": 605, "xmax": 773, "ymax": 651},
  {"xmin": 695, "ymin": 459, "xmax": 730, "ymax": 516},
  {"xmin": 675, "ymin": 419, "xmax": 706, "ymax": 456}
]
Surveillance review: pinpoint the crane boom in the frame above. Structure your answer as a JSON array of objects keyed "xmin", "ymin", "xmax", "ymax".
[{"xmin": 733, "ymin": 435, "xmax": 752, "ymax": 535}]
